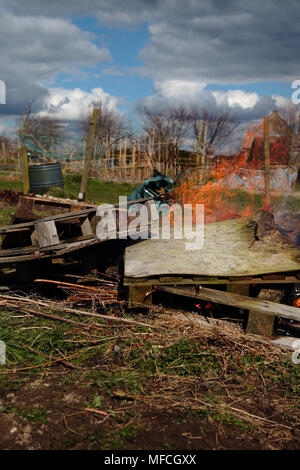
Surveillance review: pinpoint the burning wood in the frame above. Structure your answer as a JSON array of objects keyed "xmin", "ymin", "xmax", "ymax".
[{"xmin": 247, "ymin": 210, "xmax": 277, "ymax": 246}]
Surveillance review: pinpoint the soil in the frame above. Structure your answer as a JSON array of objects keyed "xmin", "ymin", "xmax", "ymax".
[{"xmin": 0, "ymin": 346, "xmax": 299, "ymax": 451}]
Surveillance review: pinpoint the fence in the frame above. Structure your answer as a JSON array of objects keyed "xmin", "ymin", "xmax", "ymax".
[{"xmin": 17, "ymin": 133, "xmax": 212, "ymax": 183}]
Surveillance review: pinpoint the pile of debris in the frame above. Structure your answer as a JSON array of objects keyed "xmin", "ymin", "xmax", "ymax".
[
  {"xmin": 35, "ymin": 272, "xmax": 124, "ymax": 307},
  {"xmin": 0, "ymin": 189, "xmax": 23, "ymax": 204}
]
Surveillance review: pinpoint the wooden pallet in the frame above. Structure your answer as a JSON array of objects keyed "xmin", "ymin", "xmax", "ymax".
[
  {"xmin": 155, "ymin": 285, "xmax": 300, "ymax": 338},
  {"xmin": 124, "ymin": 272, "xmax": 300, "ymax": 310},
  {"xmin": 0, "ymin": 196, "xmax": 153, "ymax": 265}
]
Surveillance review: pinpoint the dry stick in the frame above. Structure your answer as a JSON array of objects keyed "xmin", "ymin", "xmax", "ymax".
[
  {"xmin": 193, "ymin": 397, "xmax": 292, "ymax": 430},
  {"xmin": 20, "ymin": 342, "xmax": 82, "ymax": 370},
  {"xmin": 0, "ymin": 294, "xmax": 162, "ymax": 329},
  {"xmin": 84, "ymin": 408, "xmax": 109, "ymax": 417},
  {"xmin": 3, "ymin": 302, "xmax": 112, "ymax": 330},
  {"xmin": 35, "ymin": 278, "xmax": 118, "ymax": 294},
  {"xmin": 0, "ymin": 347, "xmax": 96, "ymax": 374}
]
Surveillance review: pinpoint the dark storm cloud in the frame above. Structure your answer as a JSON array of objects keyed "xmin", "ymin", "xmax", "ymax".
[
  {"xmin": 6, "ymin": 0, "xmax": 300, "ymax": 83},
  {"xmin": 0, "ymin": 10, "xmax": 111, "ymax": 117},
  {"xmin": 1, "ymin": 0, "xmax": 298, "ymax": 128}
]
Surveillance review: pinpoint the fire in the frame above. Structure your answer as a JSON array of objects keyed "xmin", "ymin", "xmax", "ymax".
[
  {"xmin": 293, "ymin": 298, "xmax": 300, "ymax": 308},
  {"xmin": 172, "ymin": 150, "xmax": 255, "ymax": 224},
  {"xmin": 194, "ymin": 302, "xmax": 213, "ymax": 309},
  {"xmin": 171, "ymin": 119, "xmax": 289, "ymax": 224}
]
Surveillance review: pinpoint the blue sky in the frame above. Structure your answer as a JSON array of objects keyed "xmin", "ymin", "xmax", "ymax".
[
  {"xmin": 68, "ymin": 16, "xmax": 154, "ymax": 102},
  {"xmin": 0, "ymin": 0, "xmax": 299, "ymax": 136}
]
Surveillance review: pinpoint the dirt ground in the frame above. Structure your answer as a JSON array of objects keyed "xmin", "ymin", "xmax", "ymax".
[{"xmin": 0, "ymin": 304, "xmax": 299, "ymax": 451}]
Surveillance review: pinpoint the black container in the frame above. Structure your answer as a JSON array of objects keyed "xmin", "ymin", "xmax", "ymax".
[{"xmin": 29, "ymin": 162, "xmax": 64, "ymax": 193}]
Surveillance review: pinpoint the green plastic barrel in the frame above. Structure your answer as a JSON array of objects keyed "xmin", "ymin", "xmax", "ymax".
[{"xmin": 29, "ymin": 163, "xmax": 64, "ymax": 193}]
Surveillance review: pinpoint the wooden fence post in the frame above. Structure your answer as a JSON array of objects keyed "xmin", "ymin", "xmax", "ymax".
[
  {"xmin": 78, "ymin": 108, "xmax": 98, "ymax": 202},
  {"xmin": 264, "ymin": 116, "xmax": 271, "ymax": 208},
  {"xmin": 202, "ymin": 123, "xmax": 208, "ymax": 167},
  {"xmin": 21, "ymin": 144, "xmax": 30, "ymax": 194},
  {"xmin": 196, "ymin": 119, "xmax": 203, "ymax": 167}
]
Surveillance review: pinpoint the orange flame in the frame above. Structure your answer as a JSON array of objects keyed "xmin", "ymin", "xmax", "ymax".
[
  {"xmin": 172, "ymin": 119, "xmax": 288, "ymax": 224},
  {"xmin": 293, "ymin": 298, "xmax": 300, "ymax": 308}
]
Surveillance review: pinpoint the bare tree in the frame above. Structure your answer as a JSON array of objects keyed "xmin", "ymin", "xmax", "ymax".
[
  {"xmin": 138, "ymin": 104, "xmax": 191, "ymax": 171},
  {"xmin": 80, "ymin": 99, "xmax": 128, "ymax": 144},
  {"xmin": 276, "ymin": 104, "xmax": 300, "ymax": 136},
  {"xmin": 17, "ymin": 102, "xmax": 65, "ymax": 139},
  {"xmin": 189, "ymin": 104, "xmax": 239, "ymax": 150},
  {"xmin": 16, "ymin": 102, "xmax": 66, "ymax": 157},
  {"xmin": 270, "ymin": 106, "xmax": 300, "ymax": 170}
]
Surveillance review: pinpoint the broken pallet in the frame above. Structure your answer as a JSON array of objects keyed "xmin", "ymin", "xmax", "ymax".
[{"xmin": 155, "ymin": 285, "xmax": 300, "ymax": 336}]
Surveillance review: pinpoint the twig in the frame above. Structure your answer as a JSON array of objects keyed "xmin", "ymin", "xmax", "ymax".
[
  {"xmin": 0, "ymin": 294, "xmax": 163, "ymax": 330},
  {"xmin": 193, "ymin": 397, "xmax": 292, "ymax": 430},
  {"xmin": 21, "ymin": 343, "xmax": 82, "ymax": 370},
  {"xmin": 0, "ymin": 347, "xmax": 96, "ymax": 374},
  {"xmin": 84, "ymin": 407, "xmax": 109, "ymax": 416}
]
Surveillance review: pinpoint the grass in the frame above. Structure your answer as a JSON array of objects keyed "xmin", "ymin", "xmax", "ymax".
[
  {"xmin": 0, "ymin": 171, "xmax": 139, "ymax": 225},
  {"xmin": 0, "ymin": 300, "xmax": 300, "ymax": 449},
  {"xmin": 0, "ymin": 171, "xmax": 300, "ymax": 449},
  {"xmin": 0, "ymin": 171, "xmax": 139, "ymax": 205},
  {"xmin": 20, "ymin": 407, "xmax": 48, "ymax": 423}
]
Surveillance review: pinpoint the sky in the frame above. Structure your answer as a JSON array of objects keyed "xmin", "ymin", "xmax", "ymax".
[{"xmin": 0, "ymin": 0, "xmax": 299, "ymax": 138}]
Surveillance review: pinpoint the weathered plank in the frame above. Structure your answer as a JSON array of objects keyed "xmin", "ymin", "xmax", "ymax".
[
  {"xmin": 155, "ymin": 285, "xmax": 300, "ymax": 322},
  {"xmin": 35, "ymin": 221, "xmax": 60, "ymax": 248},
  {"xmin": 128, "ymin": 285, "xmax": 153, "ymax": 308},
  {"xmin": 0, "ymin": 196, "xmax": 153, "ymax": 233},
  {"xmin": 125, "ymin": 216, "xmax": 300, "ymax": 278},
  {"xmin": 246, "ymin": 288, "xmax": 284, "ymax": 336},
  {"xmin": 123, "ymin": 273, "xmax": 300, "ymax": 286},
  {"xmin": 80, "ymin": 217, "xmax": 93, "ymax": 236}
]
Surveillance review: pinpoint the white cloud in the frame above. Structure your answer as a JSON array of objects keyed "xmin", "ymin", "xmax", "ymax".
[
  {"xmin": 38, "ymin": 87, "xmax": 120, "ymax": 121},
  {"xmin": 1, "ymin": 0, "xmax": 297, "ymax": 131},
  {"xmin": 138, "ymin": 79, "xmax": 281, "ymax": 124},
  {"xmin": 212, "ymin": 90, "xmax": 260, "ymax": 110},
  {"xmin": 0, "ymin": 11, "xmax": 112, "ymax": 117},
  {"xmin": 271, "ymin": 95, "xmax": 292, "ymax": 109},
  {"xmin": 153, "ymin": 80, "xmax": 207, "ymax": 99}
]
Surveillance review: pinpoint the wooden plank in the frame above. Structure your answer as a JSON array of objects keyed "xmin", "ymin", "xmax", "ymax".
[
  {"xmin": 80, "ymin": 217, "xmax": 93, "ymax": 236},
  {"xmin": 52, "ymin": 237, "xmax": 101, "ymax": 256},
  {"xmin": 159, "ymin": 275, "xmax": 183, "ymax": 283},
  {"xmin": 0, "ymin": 253, "xmax": 49, "ymax": 264},
  {"xmin": 123, "ymin": 274, "xmax": 300, "ymax": 286},
  {"xmin": 20, "ymin": 195, "xmax": 97, "ymax": 209},
  {"xmin": 124, "ymin": 215, "xmax": 300, "ymax": 278},
  {"xmin": 128, "ymin": 285, "xmax": 153, "ymax": 308},
  {"xmin": 0, "ymin": 245, "xmax": 37, "ymax": 256},
  {"xmin": 155, "ymin": 285, "xmax": 300, "ymax": 322},
  {"xmin": 227, "ymin": 283, "xmax": 249, "ymax": 296},
  {"xmin": 0, "ymin": 196, "xmax": 153, "ymax": 233},
  {"xmin": 247, "ymin": 288, "xmax": 284, "ymax": 337},
  {"xmin": 35, "ymin": 221, "xmax": 60, "ymax": 248}
]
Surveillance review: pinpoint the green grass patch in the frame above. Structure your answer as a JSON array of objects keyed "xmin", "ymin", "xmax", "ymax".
[
  {"xmin": 0, "ymin": 171, "xmax": 139, "ymax": 207},
  {"xmin": 20, "ymin": 407, "xmax": 48, "ymax": 423}
]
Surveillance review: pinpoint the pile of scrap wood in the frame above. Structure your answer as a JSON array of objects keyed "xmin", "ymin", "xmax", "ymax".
[{"xmin": 35, "ymin": 273, "xmax": 124, "ymax": 306}]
